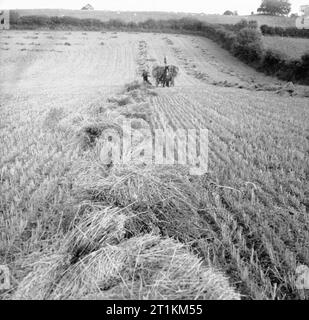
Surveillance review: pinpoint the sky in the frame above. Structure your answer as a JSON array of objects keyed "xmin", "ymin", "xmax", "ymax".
[{"xmin": 0, "ymin": 0, "xmax": 307, "ymax": 15}]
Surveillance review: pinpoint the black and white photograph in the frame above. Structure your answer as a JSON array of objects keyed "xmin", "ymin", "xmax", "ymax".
[{"xmin": 0, "ymin": 0, "xmax": 308, "ymax": 304}]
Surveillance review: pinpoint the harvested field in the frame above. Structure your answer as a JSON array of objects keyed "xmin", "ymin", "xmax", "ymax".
[
  {"xmin": 262, "ymin": 36, "xmax": 309, "ymax": 60},
  {"xmin": 0, "ymin": 30, "xmax": 308, "ymax": 300}
]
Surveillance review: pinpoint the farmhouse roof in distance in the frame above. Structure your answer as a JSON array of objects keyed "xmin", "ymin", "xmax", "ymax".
[{"xmin": 81, "ymin": 4, "xmax": 94, "ymax": 10}]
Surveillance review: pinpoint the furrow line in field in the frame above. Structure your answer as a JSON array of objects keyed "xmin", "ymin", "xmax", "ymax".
[{"xmin": 156, "ymin": 95, "xmax": 237, "ymax": 170}]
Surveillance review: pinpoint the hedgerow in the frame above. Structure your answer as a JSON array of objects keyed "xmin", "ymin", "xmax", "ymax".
[
  {"xmin": 260, "ymin": 24, "xmax": 309, "ymax": 39},
  {"xmin": 10, "ymin": 12, "xmax": 309, "ymax": 85}
]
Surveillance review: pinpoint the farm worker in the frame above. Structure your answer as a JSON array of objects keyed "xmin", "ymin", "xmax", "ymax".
[
  {"xmin": 159, "ymin": 65, "xmax": 169, "ymax": 85},
  {"xmin": 160, "ymin": 56, "xmax": 169, "ymax": 83},
  {"xmin": 142, "ymin": 70, "xmax": 152, "ymax": 85}
]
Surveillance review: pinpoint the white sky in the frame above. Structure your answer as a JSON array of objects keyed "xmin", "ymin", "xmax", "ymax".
[{"xmin": 0, "ymin": 0, "xmax": 307, "ymax": 15}]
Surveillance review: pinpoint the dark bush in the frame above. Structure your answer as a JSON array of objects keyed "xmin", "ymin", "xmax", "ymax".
[
  {"xmin": 127, "ymin": 21, "xmax": 138, "ymax": 29},
  {"xmin": 276, "ymin": 59, "xmax": 299, "ymax": 82},
  {"xmin": 234, "ymin": 19, "xmax": 249, "ymax": 32},
  {"xmin": 260, "ymin": 50, "xmax": 309, "ymax": 84},
  {"xmin": 237, "ymin": 27, "xmax": 262, "ymax": 43},
  {"xmin": 261, "ymin": 50, "xmax": 285, "ymax": 74},
  {"xmin": 232, "ymin": 27, "xmax": 263, "ymax": 63},
  {"xmin": 223, "ymin": 10, "xmax": 234, "ymax": 16},
  {"xmin": 19, "ymin": 15, "xmax": 51, "ymax": 27},
  {"xmin": 9, "ymin": 10, "xmax": 20, "ymax": 24},
  {"xmin": 260, "ymin": 24, "xmax": 309, "ymax": 39},
  {"xmin": 261, "ymin": 24, "xmax": 274, "ymax": 35},
  {"xmin": 139, "ymin": 19, "xmax": 159, "ymax": 30},
  {"xmin": 233, "ymin": 41, "xmax": 263, "ymax": 64},
  {"xmin": 220, "ymin": 29, "xmax": 237, "ymax": 51},
  {"xmin": 301, "ymin": 53, "xmax": 309, "ymax": 66},
  {"xmin": 298, "ymin": 54, "xmax": 309, "ymax": 84},
  {"xmin": 107, "ymin": 19, "xmax": 125, "ymax": 29}
]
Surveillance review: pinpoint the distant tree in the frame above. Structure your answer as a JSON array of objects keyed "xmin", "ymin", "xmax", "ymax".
[
  {"xmin": 234, "ymin": 11, "xmax": 239, "ymax": 16},
  {"xmin": 223, "ymin": 10, "xmax": 234, "ymax": 16},
  {"xmin": 290, "ymin": 13, "xmax": 298, "ymax": 18},
  {"xmin": 251, "ymin": 11, "xmax": 255, "ymax": 15},
  {"xmin": 81, "ymin": 4, "xmax": 94, "ymax": 11},
  {"xmin": 257, "ymin": 0, "xmax": 291, "ymax": 16}
]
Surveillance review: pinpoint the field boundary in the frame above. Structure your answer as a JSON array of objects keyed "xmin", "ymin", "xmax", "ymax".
[{"xmin": 7, "ymin": 14, "xmax": 309, "ymax": 85}]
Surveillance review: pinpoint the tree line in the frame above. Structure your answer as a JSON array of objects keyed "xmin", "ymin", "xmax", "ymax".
[{"xmin": 9, "ymin": 12, "xmax": 309, "ymax": 85}]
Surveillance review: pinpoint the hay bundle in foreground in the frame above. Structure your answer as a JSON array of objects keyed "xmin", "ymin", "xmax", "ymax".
[
  {"xmin": 107, "ymin": 95, "xmax": 132, "ymax": 106},
  {"xmin": 75, "ymin": 162, "xmax": 199, "ymax": 208},
  {"xmin": 123, "ymin": 82, "xmax": 158, "ymax": 103},
  {"xmin": 57, "ymin": 112, "xmax": 87, "ymax": 135},
  {"xmin": 75, "ymin": 114, "xmax": 125, "ymax": 150},
  {"xmin": 74, "ymin": 162, "xmax": 205, "ymax": 241},
  {"xmin": 12, "ymin": 207, "xmax": 240, "ymax": 300},
  {"xmin": 87, "ymin": 101, "xmax": 116, "ymax": 116},
  {"xmin": 118, "ymin": 102, "xmax": 153, "ymax": 123},
  {"xmin": 123, "ymin": 80, "xmax": 142, "ymax": 92},
  {"xmin": 65, "ymin": 206, "xmax": 129, "ymax": 263}
]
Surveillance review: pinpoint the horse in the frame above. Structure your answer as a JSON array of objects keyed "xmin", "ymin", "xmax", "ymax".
[
  {"xmin": 152, "ymin": 65, "xmax": 165, "ymax": 87},
  {"xmin": 168, "ymin": 65, "xmax": 180, "ymax": 87},
  {"xmin": 152, "ymin": 65, "xmax": 179, "ymax": 87}
]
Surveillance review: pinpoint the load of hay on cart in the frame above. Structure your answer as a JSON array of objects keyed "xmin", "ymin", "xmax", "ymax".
[{"xmin": 152, "ymin": 65, "xmax": 179, "ymax": 87}]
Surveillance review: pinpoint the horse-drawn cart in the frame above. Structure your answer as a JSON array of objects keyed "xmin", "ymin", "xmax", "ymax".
[{"xmin": 152, "ymin": 65, "xmax": 179, "ymax": 87}]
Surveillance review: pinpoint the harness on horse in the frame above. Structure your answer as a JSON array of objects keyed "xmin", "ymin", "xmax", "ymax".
[{"xmin": 159, "ymin": 65, "xmax": 169, "ymax": 83}]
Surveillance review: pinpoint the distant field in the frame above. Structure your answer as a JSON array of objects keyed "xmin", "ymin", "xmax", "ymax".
[
  {"xmin": 262, "ymin": 36, "xmax": 309, "ymax": 59},
  {"xmin": 247, "ymin": 14, "xmax": 296, "ymax": 27},
  {"xmin": 13, "ymin": 9, "xmax": 296, "ymax": 27}
]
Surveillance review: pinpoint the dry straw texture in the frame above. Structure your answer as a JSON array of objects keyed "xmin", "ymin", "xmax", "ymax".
[
  {"xmin": 7, "ymin": 81, "xmax": 240, "ymax": 301},
  {"xmin": 73, "ymin": 161, "xmax": 205, "ymax": 242},
  {"xmin": 13, "ymin": 208, "xmax": 240, "ymax": 300}
]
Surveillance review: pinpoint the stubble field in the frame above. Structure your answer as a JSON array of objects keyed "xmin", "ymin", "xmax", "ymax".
[
  {"xmin": 262, "ymin": 35, "xmax": 309, "ymax": 59},
  {"xmin": 0, "ymin": 30, "xmax": 308, "ymax": 300}
]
